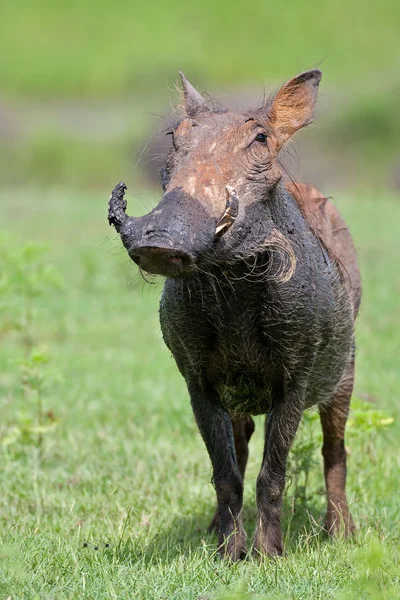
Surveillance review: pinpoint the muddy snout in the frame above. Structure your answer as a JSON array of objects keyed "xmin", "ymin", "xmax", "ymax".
[
  {"xmin": 108, "ymin": 183, "xmax": 239, "ymax": 278},
  {"xmin": 115, "ymin": 187, "xmax": 216, "ymax": 277},
  {"xmin": 129, "ymin": 244, "xmax": 193, "ymax": 276}
]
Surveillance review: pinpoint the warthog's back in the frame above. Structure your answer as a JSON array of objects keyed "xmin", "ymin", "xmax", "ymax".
[{"xmin": 286, "ymin": 182, "xmax": 361, "ymax": 317}]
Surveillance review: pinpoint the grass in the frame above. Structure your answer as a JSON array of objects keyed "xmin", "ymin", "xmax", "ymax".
[
  {"xmin": 1, "ymin": 0, "xmax": 399, "ymax": 99},
  {"xmin": 0, "ymin": 187, "xmax": 399, "ymax": 598}
]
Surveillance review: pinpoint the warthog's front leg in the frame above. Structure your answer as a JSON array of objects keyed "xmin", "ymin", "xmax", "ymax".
[
  {"xmin": 208, "ymin": 414, "xmax": 255, "ymax": 534},
  {"xmin": 188, "ymin": 380, "xmax": 247, "ymax": 562},
  {"xmin": 254, "ymin": 387, "xmax": 304, "ymax": 556}
]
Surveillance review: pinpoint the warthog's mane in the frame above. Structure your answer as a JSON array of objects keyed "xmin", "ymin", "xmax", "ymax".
[{"xmin": 220, "ymin": 228, "xmax": 297, "ymax": 285}]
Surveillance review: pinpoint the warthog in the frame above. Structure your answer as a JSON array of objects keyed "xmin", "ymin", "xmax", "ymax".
[{"xmin": 108, "ymin": 69, "xmax": 361, "ymax": 561}]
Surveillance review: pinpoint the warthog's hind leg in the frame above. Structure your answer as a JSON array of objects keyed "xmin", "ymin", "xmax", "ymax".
[{"xmin": 320, "ymin": 353, "xmax": 356, "ymax": 537}]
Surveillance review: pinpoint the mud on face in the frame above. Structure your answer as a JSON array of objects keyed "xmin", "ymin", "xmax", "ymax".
[{"xmin": 109, "ymin": 69, "xmax": 322, "ymax": 278}]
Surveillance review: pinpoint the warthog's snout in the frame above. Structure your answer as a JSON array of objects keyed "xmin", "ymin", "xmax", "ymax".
[
  {"xmin": 129, "ymin": 245, "xmax": 193, "ymax": 277},
  {"xmin": 108, "ymin": 182, "xmax": 240, "ymax": 278}
]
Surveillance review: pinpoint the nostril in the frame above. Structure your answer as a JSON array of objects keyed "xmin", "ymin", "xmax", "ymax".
[{"xmin": 129, "ymin": 252, "xmax": 142, "ymax": 266}]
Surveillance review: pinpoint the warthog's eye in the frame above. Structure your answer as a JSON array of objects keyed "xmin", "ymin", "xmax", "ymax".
[{"xmin": 255, "ymin": 132, "xmax": 268, "ymax": 144}]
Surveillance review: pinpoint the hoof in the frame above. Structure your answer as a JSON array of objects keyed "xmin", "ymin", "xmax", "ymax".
[
  {"xmin": 253, "ymin": 525, "xmax": 283, "ymax": 558},
  {"xmin": 324, "ymin": 510, "xmax": 356, "ymax": 538},
  {"xmin": 218, "ymin": 527, "xmax": 248, "ymax": 562}
]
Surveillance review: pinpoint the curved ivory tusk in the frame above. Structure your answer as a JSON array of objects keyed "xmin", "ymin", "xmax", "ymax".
[
  {"xmin": 215, "ymin": 186, "xmax": 240, "ymax": 237},
  {"xmin": 108, "ymin": 181, "xmax": 130, "ymax": 232}
]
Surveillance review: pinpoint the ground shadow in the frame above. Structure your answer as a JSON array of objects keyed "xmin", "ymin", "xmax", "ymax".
[{"xmin": 110, "ymin": 495, "xmax": 328, "ymax": 567}]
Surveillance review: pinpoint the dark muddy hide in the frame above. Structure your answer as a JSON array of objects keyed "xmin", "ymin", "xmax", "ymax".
[{"xmin": 108, "ymin": 69, "xmax": 361, "ymax": 561}]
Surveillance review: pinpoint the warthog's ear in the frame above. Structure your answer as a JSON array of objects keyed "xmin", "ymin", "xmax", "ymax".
[
  {"xmin": 268, "ymin": 69, "xmax": 322, "ymax": 146},
  {"xmin": 179, "ymin": 71, "xmax": 208, "ymax": 117}
]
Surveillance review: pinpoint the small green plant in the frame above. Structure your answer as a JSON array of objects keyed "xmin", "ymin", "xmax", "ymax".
[
  {"xmin": 0, "ymin": 237, "xmax": 64, "ymax": 347},
  {"xmin": 0, "ymin": 238, "xmax": 63, "ymax": 453},
  {"xmin": 1, "ymin": 347, "xmax": 60, "ymax": 453},
  {"xmin": 347, "ymin": 397, "xmax": 394, "ymax": 435},
  {"xmin": 288, "ymin": 411, "xmax": 322, "ymax": 506},
  {"xmin": 287, "ymin": 399, "xmax": 394, "ymax": 507}
]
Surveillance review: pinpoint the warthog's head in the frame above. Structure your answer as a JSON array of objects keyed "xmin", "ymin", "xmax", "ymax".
[{"xmin": 108, "ymin": 69, "xmax": 321, "ymax": 278}]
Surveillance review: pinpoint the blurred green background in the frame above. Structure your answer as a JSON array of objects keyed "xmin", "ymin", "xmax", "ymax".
[{"xmin": 1, "ymin": 0, "xmax": 399, "ymax": 191}]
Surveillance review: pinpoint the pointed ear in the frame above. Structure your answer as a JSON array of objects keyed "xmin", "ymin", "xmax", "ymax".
[
  {"xmin": 179, "ymin": 71, "xmax": 207, "ymax": 117},
  {"xmin": 268, "ymin": 69, "xmax": 322, "ymax": 143}
]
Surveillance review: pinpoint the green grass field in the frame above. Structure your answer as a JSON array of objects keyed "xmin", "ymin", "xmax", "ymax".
[
  {"xmin": 0, "ymin": 188, "xmax": 399, "ymax": 599},
  {"xmin": 1, "ymin": 0, "xmax": 399, "ymax": 99}
]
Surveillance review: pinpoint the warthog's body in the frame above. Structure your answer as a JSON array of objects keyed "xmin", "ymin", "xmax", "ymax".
[{"xmin": 108, "ymin": 70, "xmax": 360, "ymax": 560}]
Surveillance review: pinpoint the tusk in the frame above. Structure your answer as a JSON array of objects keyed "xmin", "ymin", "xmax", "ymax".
[
  {"xmin": 215, "ymin": 185, "xmax": 239, "ymax": 237},
  {"xmin": 108, "ymin": 181, "xmax": 129, "ymax": 232}
]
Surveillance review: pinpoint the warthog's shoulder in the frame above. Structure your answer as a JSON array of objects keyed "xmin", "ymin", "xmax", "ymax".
[{"xmin": 285, "ymin": 181, "xmax": 361, "ymax": 317}]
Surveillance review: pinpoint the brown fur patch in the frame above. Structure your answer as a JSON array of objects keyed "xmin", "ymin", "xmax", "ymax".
[{"xmin": 286, "ymin": 181, "xmax": 361, "ymax": 316}]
